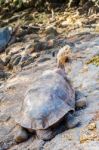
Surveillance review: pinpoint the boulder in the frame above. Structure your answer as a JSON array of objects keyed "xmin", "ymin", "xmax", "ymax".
[{"xmin": 0, "ymin": 27, "xmax": 12, "ymax": 53}]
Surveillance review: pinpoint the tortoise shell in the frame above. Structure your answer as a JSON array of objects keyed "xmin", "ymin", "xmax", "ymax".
[{"xmin": 15, "ymin": 68, "xmax": 75, "ymax": 130}]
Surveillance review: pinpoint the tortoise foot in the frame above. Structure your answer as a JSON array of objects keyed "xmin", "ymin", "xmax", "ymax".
[
  {"xmin": 36, "ymin": 129, "xmax": 55, "ymax": 141},
  {"xmin": 75, "ymin": 91, "xmax": 87, "ymax": 109},
  {"xmin": 15, "ymin": 126, "xmax": 29, "ymax": 143},
  {"xmin": 65, "ymin": 113, "xmax": 80, "ymax": 129},
  {"xmin": 75, "ymin": 98, "xmax": 87, "ymax": 109}
]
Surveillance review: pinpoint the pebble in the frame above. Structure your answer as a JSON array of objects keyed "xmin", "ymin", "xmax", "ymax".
[
  {"xmin": 61, "ymin": 21, "xmax": 68, "ymax": 27},
  {"xmin": 88, "ymin": 122, "xmax": 96, "ymax": 130},
  {"xmin": 21, "ymin": 55, "xmax": 34, "ymax": 67},
  {"xmin": 9, "ymin": 54, "xmax": 21, "ymax": 68},
  {"xmin": 0, "ymin": 71, "xmax": 8, "ymax": 79},
  {"xmin": 80, "ymin": 132, "xmax": 97, "ymax": 143},
  {"xmin": 80, "ymin": 133, "xmax": 89, "ymax": 143},
  {"xmin": 31, "ymin": 52, "xmax": 40, "ymax": 59},
  {"xmin": 47, "ymin": 39, "xmax": 54, "ymax": 48},
  {"xmin": 24, "ymin": 43, "xmax": 35, "ymax": 54},
  {"xmin": 45, "ymin": 26, "xmax": 58, "ymax": 36}
]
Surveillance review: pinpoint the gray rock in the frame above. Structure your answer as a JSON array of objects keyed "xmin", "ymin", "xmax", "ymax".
[
  {"xmin": 9, "ymin": 55, "xmax": 21, "ymax": 67},
  {"xmin": 34, "ymin": 41, "xmax": 45, "ymax": 52},
  {"xmin": 0, "ymin": 27, "xmax": 12, "ymax": 53},
  {"xmin": 38, "ymin": 57, "xmax": 51, "ymax": 63},
  {"xmin": 24, "ymin": 43, "xmax": 35, "ymax": 54},
  {"xmin": 0, "ymin": 71, "xmax": 7, "ymax": 79},
  {"xmin": 45, "ymin": 26, "xmax": 58, "ymax": 37},
  {"xmin": 21, "ymin": 55, "xmax": 34, "ymax": 67}
]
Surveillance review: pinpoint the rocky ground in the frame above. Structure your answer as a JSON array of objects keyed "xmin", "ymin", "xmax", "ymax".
[{"xmin": 0, "ymin": 8, "xmax": 99, "ymax": 150}]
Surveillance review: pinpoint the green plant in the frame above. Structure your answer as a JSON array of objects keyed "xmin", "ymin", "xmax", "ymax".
[
  {"xmin": 0, "ymin": 0, "xmax": 5, "ymax": 5},
  {"xmin": 13, "ymin": 0, "xmax": 23, "ymax": 8}
]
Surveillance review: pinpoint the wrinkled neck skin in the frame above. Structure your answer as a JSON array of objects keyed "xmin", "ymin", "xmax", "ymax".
[{"xmin": 55, "ymin": 67, "xmax": 75, "ymax": 94}]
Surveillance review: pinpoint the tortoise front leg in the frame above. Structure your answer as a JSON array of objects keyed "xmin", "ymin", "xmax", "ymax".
[
  {"xmin": 75, "ymin": 91, "xmax": 87, "ymax": 109},
  {"xmin": 65, "ymin": 112, "xmax": 80, "ymax": 129}
]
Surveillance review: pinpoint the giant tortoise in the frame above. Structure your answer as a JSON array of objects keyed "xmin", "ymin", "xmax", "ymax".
[{"xmin": 14, "ymin": 68, "xmax": 86, "ymax": 142}]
